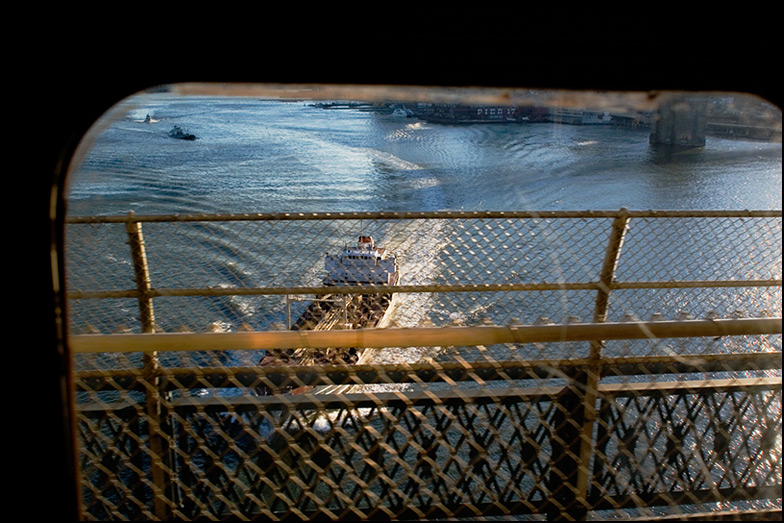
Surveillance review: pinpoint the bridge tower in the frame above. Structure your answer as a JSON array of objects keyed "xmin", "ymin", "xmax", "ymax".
[{"xmin": 650, "ymin": 95, "xmax": 708, "ymax": 147}]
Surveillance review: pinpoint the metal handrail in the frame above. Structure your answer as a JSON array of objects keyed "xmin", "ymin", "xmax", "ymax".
[
  {"xmin": 65, "ymin": 209, "xmax": 783, "ymax": 223},
  {"xmin": 70, "ymin": 317, "xmax": 781, "ymax": 353},
  {"xmin": 65, "ymin": 209, "xmax": 782, "ymax": 304}
]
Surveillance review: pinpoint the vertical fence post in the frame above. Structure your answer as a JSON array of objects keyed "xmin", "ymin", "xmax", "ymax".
[
  {"xmin": 548, "ymin": 208, "xmax": 630, "ymax": 519},
  {"xmin": 125, "ymin": 212, "xmax": 169, "ymax": 519},
  {"xmin": 125, "ymin": 213, "xmax": 156, "ymax": 333},
  {"xmin": 593, "ymin": 208, "xmax": 630, "ymax": 325},
  {"xmin": 584, "ymin": 208, "xmax": 630, "ymax": 508}
]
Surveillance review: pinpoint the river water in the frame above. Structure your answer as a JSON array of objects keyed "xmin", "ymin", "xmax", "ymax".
[
  {"xmin": 68, "ymin": 94, "xmax": 781, "ymax": 216},
  {"xmin": 66, "ymin": 92, "xmax": 781, "ymax": 360}
]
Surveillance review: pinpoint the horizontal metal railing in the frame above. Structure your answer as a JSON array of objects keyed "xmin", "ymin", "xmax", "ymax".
[
  {"xmin": 71, "ymin": 317, "xmax": 780, "ymax": 353},
  {"xmin": 66, "ymin": 209, "xmax": 782, "ymax": 345}
]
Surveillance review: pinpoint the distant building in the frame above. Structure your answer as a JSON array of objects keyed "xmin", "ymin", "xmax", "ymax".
[
  {"xmin": 414, "ymin": 104, "xmax": 548, "ymax": 123},
  {"xmin": 547, "ymin": 108, "xmax": 612, "ymax": 125}
]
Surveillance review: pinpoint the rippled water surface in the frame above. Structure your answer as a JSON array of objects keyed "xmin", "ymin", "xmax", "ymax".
[
  {"xmin": 66, "ymin": 93, "xmax": 782, "ymax": 357},
  {"xmin": 68, "ymin": 94, "xmax": 782, "ymax": 216}
]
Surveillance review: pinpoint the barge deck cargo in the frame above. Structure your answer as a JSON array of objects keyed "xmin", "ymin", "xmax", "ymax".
[{"xmin": 261, "ymin": 236, "xmax": 399, "ymax": 368}]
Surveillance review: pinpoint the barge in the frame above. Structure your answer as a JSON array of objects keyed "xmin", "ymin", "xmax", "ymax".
[{"xmin": 260, "ymin": 235, "xmax": 399, "ymax": 368}]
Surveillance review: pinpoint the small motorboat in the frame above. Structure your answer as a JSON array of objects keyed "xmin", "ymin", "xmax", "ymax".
[{"xmin": 168, "ymin": 125, "xmax": 197, "ymax": 140}]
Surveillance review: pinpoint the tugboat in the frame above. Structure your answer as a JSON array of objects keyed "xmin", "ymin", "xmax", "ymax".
[
  {"xmin": 168, "ymin": 125, "xmax": 197, "ymax": 140},
  {"xmin": 324, "ymin": 235, "xmax": 399, "ymax": 286}
]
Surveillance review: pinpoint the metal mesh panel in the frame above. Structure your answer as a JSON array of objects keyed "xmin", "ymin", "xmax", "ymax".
[{"xmin": 67, "ymin": 210, "xmax": 781, "ymax": 520}]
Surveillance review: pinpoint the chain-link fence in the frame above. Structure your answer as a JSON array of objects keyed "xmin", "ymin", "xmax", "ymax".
[{"xmin": 66, "ymin": 210, "xmax": 781, "ymax": 520}]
